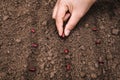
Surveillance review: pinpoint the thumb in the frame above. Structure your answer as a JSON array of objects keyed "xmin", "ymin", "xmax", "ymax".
[{"xmin": 64, "ymin": 12, "xmax": 83, "ymax": 36}]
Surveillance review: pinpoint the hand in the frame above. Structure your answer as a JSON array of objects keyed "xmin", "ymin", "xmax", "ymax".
[{"xmin": 52, "ymin": 0, "xmax": 96, "ymax": 36}]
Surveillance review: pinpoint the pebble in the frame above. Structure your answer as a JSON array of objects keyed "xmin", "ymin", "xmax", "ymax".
[
  {"xmin": 15, "ymin": 39, "xmax": 21, "ymax": 43},
  {"xmin": 112, "ymin": 29, "xmax": 119, "ymax": 35},
  {"xmin": 100, "ymin": 25, "xmax": 105, "ymax": 30},
  {"xmin": 50, "ymin": 60, "xmax": 55, "ymax": 64},
  {"xmin": 50, "ymin": 71, "xmax": 56, "ymax": 78},
  {"xmin": 106, "ymin": 54, "xmax": 113, "ymax": 60},
  {"xmin": 65, "ymin": 73, "xmax": 69, "ymax": 78},
  {"xmin": 85, "ymin": 23, "xmax": 89, "ymax": 28},
  {"xmin": 65, "ymin": 55, "xmax": 71, "ymax": 59},
  {"xmin": 95, "ymin": 63, "xmax": 99, "ymax": 68},
  {"xmin": 3, "ymin": 15, "xmax": 9, "ymax": 21},
  {"xmin": 80, "ymin": 72, "xmax": 86, "ymax": 78},
  {"xmin": 107, "ymin": 34, "xmax": 111, "ymax": 38},
  {"xmin": 42, "ymin": 20, "xmax": 47, "ymax": 26},
  {"xmin": 47, "ymin": 57, "xmax": 52, "ymax": 61},
  {"xmin": 80, "ymin": 45, "xmax": 85, "ymax": 51},
  {"xmin": 91, "ymin": 73, "xmax": 97, "ymax": 78},
  {"xmin": 7, "ymin": 50, "xmax": 10, "ymax": 53},
  {"xmin": 89, "ymin": 66, "xmax": 96, "ymax": 71},
  {"xmin": 40, "ymin": 63, "xmax": 45, "ymax": 69}
]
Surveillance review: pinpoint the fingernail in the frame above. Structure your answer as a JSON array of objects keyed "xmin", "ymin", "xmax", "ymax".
[
  {"xmin": 58, "ymin": 32, "xmax": 62, "ymax": 36},
  {"xmin": 65, "ymin": 29, "xmax": 70, "ymax": 36}
]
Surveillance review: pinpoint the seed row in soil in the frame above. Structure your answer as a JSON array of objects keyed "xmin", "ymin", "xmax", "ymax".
[
  {"xmin": 28, "ymin": 26, "xmax": 103, "ymax": 79},
  {"xmin": 63, "ymin": 48, "xmax": 72, "ymax": 79},
  {"xmin": 28, "ymin": 28, "xmax": 37, "ymax": 72}
]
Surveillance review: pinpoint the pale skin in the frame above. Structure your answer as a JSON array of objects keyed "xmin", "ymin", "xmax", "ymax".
[{"xmin": 52, "ymin": 0, "xmax": 96, "ymax": 37}]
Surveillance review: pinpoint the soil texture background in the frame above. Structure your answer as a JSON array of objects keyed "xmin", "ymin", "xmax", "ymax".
[{"xmin": 0, "ymin": 0, "xmax": 120, "ymax": 80}]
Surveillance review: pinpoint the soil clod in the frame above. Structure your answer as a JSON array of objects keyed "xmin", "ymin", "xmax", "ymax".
[{"xmin": 112, "ymin": 29, "xmax": 119, "ymax": 35}]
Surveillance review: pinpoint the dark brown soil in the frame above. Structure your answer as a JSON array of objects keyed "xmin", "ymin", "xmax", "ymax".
[{"xmin": 0, "ymin": 0, "xmax": 120, "ymax": 80}]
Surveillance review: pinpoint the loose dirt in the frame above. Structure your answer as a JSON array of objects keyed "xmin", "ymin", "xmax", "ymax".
[{"xmin": 0, "ymin": 0, "xmax": 120, "ymax": 80}]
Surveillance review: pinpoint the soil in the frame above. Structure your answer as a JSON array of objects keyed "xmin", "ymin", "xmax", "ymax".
[{"xmin": 0, "ymin": 0, "xmax": 120, "ymax": 80}]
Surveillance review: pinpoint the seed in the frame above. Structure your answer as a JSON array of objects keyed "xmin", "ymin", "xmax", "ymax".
[
  {"xmin": 66, "ymin": 64, "xmax": 71, "ymax": 71},
  {"xmin": 92, "ymin": 27, "xmax": 97, "ymax": 31},
  {"xmin": 31, "ymin": 28, "xmax": 35, "ymax": 33},
  {"xmin": 62, "ymin": 32, "xmax": 65, "ymax": 38},
  {"xmin": 64, "ymin": 49, "xmax": 69, "ymax": 54},
  {"xmin": 98, "ymin": 61, "xmax": 104, "ymax": 65},
  {"xmin": 95, "ymin": 39, "xmax": 101, "ymax": 44},
  {"xmin": 32, "ymin": 43, "xmax": 38, "ymax": 48},
  {"xmin": 29, "ymin": 67, "xmax": 36, "ymax": 72}
]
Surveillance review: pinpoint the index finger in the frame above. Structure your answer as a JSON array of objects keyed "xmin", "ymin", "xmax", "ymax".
[{"xmin": 55, "ymin": 5, "xmax": 67, "ymax": 36}]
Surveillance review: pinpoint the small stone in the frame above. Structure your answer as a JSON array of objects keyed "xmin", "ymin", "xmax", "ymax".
[
  {"xmin": 3, "ymin": 15, "xmax": 9, "ymax": 21},
  {"xmin": 107, "ymin": 34, "xmax": 111, "ymax": 38},
  {"xmin": 89, "ymin": 66, "xmax": 96, "ymax": 71},
  {"xmin": 91, "ymin": 73, "xmax": 97, "ymax": 78},
  {"xmin": 80, "ymin": 45, "xmax": 85, "ymax": 50},
  {"xmin": 15, "ymin": 39, "xmax": 21, "ymax": 43},
  {"xmin": 65, "ymin": 55, "xmax": 71, "ymax": 59},
  {"xmin": 83, "ymin": 61, "xmax": 86, "ymax": 64},
  {"xmin": 112, "ymin": 29, "xmax": 119, "ymax": 35},
  {"xmin": 51, "ymin": 60, "xmax": 55, "ymax": 64},
  {"xmin": 65, "ymin": 73, "xmax": 69, "ymax": 78},
  {"xmin": 50, "ymin": 71, "xmax": 56, "ymax": 78},
  {"xmin": 42, "ymin": 20, "xmax": 47, "ymax": 26},
  {"xmin": 40, "ymin": 63, "xmax": 45, "ymax": 69},
  {"xmin": 100, "ymin": 25, "xmax": 105, "ymax": 30},
  {"xmin": 95, "ymin": 63, "xmax": 99, "ymax": 68},
  {"xmin": 85, "ymin": 23, "xmax": 89, "ymax": 28},
  {"xmin": 80, "ymin": 72, "xmax": 86, "ymax": 78},
  {"xmin": 7, "ymin": 51, "xmax": 10, "ymax": 53},
  {"xmin": 106, "ymin": 54, "xmax": 113, "ymax": 60},
  {"xmin": 47, "ymin": 57, "xmax": 52, "ymax": 61}
]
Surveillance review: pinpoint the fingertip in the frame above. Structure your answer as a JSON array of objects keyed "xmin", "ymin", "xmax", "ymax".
[
  {"xmin": 56, "ymin": 19, "xmax": 63, "ymax": 36},
  {"xmin": 58, "ymin": 31, "xmax": 63, "ymax": 36},
  {"xmin": 64, "ymin": 29, "xmax": 71, "ymax": 36}
]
